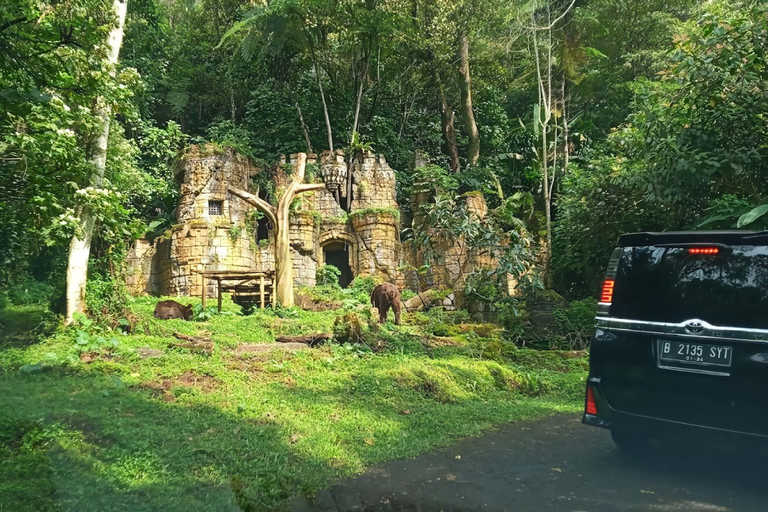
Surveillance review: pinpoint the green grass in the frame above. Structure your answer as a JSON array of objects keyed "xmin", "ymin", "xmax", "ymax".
[{"xmin": 0, "ymin": 299, "xmax": 587, "ymax": 511}]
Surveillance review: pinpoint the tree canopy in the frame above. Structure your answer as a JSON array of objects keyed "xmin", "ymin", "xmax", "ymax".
[{"xmin": 2, "ymin": 0, "xmax": 766, "ymax": 307}]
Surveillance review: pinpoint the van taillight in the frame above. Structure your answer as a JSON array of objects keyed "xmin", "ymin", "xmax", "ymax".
[
  {"xmin": 586, "ymin": 387, "xmax": 598, "ymax": 415},
  {"xmin": 600, "ymin": 279, "xmax": 615, "ymax": 304},
  {"xmin": 688, "ymin": 247, "xmax": 719, "ymax": 255}
]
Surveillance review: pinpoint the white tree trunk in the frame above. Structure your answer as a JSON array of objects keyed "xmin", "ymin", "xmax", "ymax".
[{"xmin": 65, "ymin": 0, "xmax": 128, "ymax": 324}]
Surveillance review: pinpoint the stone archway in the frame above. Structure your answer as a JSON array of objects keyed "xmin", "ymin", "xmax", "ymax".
[
  {"xmin": 319, "ymin": 234, "xmax": 357, "ymax": 288},
  {"xmin": 322, "ymin": 242, "xmax": 354, "ymax": 288}
]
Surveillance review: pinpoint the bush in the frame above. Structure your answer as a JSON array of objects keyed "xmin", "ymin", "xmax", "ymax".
[
  {"xmin": 553, "ymin": 298, "xmax": 598, "ymax": 350},
  {"xmin": 85, "ymin": 276, "xmax": 131, "ymax": 324},
  {"xmin": 316, "ymin": 265, "xmax": 341, "ymax": 288},
  {"xmin": 7, "ymin": 276, "xmax": 54, "ymax": 306},
  {"xmin": 348, "ymin": 275, "xmax": 378, "ymax": 297}
]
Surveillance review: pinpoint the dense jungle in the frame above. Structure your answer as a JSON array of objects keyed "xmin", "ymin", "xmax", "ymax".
[{"xmin": 1, "ymin": 0, "xmax": 767, "ymax": 509}]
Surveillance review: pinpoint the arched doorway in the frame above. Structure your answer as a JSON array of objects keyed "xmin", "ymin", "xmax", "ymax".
[{"xmin": 322, "ymin": 241, "xmax": 354, "ymax": 288}]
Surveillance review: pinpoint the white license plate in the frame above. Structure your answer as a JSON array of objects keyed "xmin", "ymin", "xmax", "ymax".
[{"xmin": 657, "ymin": 340, "xmax": 733, "ymax": 367}]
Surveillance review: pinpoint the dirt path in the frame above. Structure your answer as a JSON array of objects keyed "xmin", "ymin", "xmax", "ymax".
[{"xmin": 292, "ymin": 414, "xmax": 768, "ymax": 511}]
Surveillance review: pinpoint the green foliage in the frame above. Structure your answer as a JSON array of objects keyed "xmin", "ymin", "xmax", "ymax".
[
  {"xmin": 554, "ymin": 1, "xmax": 768, "ymax": 297},
  {"xmin": 347, "ymin": 276, "xmax": 378, "ymax": 299},
  {"xmin": 552, "ymin": 298, "xmax": 598, "ymax": 350},
  {"xmin": 411, "ymin": 165, "xmax": 459, "ymax": 198},
  {"xmin": 85, "ymin": 274, "xmax": 132, "ymax": 323},
  {"xmin": 0, "ymin": 299, "xmax": 586, "ymax": 510},
  {"xmin": 6, "ymin": 276, "xmax": 54, "ymax": 306},
  {"xmin": 228, "ymin": 223, "xmax": 243, "ymax": 242},
  {"xmin": 316, "ymin": 265, "xmax": 342, "ymax": 288},
  {"xmin": 345, "ymin": 131, "xmax": 373, "ymax": 153},
  {"xmin": 192, "ymin": 304, "xmax": 218, "ymax": 321},
  {"xmin": 69, "ymin": 312, "xmax": 121, "ymax": 356},
  {"xmin": 205, "ymin": 120, "xmax": 258, "ymax": 160}
]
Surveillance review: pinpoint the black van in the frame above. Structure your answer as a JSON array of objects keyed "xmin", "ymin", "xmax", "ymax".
[{"xmin": 583, "ymin": 231, "xmax": 768, "ymax": 449}]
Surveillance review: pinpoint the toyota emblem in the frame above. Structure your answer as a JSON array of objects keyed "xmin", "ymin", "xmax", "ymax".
[{"xmin": 684, "ymin": 320, "xmax": 705, "ymax": 334}]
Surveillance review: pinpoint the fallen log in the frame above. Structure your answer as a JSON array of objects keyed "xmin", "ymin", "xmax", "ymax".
[
  {"xmin": 170, "ymin": 341, "xmax": 213, "ymax": 355},
  {"xmin": 173, "ymin": 332, "xmax": 212, "ymax": 343},
  {"xmin": 170, "ymin": 333, "xmax": 213, "ymax": 355},
  {"xmin": 274, "ymin": 333, "xmax": 331, "ymax": 347}
]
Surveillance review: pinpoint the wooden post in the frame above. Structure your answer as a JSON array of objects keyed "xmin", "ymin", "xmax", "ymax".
[
  {"xmin": 201, "ymin": 274, "xmax": 207, "ymax": 309},
  {"xmin": 260, "ymin": 275, "xmax": 265, "ymax": 309},
  {"xmin": 217, "ymin": 277, "xmax": 223, "ymax": 313},
  {"xmin": 271, "ymin": 272, "xmax": 276, "ymax": 308}
]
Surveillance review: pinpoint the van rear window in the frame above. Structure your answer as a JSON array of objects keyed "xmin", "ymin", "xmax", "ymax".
[{"xmin": 611, "ymin": 245, "xmax": 768, "ymax": 329}]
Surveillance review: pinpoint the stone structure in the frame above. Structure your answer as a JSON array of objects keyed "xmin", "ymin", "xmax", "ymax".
[
  {"xmin": 126, "ymin": 145, "xmax": 401, "ymax": 297},
  {"xmin": 401, "ymin": 190, "xmax": 499, "ymax": 307}
]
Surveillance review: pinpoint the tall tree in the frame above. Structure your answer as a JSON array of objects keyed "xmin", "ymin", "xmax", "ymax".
[
  {"xmin": 527, "ymin": 0, "xmax": 574, "ymax": 287},
  {"xmin": 228, "ymin": 153, "xmax": 325, "ymax": 307},
  {"xmin": 66, "ymin": 0, "xmax": 128, "ymax": 323},
  {"xmin": 458, "ymin": 33, "xmax": 480, "ymax": 166}
]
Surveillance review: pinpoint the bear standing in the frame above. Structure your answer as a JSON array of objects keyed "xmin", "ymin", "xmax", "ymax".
[{"xmin": 370, "ymin": 282, "xmax": 401, "ymax": 325}]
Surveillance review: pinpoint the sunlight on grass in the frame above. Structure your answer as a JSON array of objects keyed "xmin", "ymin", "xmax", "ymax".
[{"xmin": 0, "ymin": 300, "xmax": 587, "ymax": 510}]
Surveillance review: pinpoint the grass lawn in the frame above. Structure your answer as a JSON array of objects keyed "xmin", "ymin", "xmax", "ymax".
[{"xmin": 0, "ymin": 297, "xmax": 587, "ymax": 511}]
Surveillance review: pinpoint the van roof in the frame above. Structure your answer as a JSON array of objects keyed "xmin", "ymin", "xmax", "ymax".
[{"xmin": 618, "ymin": 231, "xmax": 768, "ymax": 247}]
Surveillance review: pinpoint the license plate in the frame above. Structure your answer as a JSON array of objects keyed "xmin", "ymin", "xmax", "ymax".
[{"xmin": 657, "ymin": 340, "xmax": 733, "ymax": 367}]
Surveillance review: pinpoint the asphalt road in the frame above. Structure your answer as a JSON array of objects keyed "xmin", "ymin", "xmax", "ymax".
[{"xmin": 291, "ymin": 414, "xmax": 768, "ymax": 511}]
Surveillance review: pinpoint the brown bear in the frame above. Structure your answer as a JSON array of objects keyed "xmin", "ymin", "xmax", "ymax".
[
  {"xmin": 370, "ymin": 282, "xmax": 401, "ymax": 325},
  {"xmin": 153, "ymin": 300, "xmax": 194, "ymax": 321}
]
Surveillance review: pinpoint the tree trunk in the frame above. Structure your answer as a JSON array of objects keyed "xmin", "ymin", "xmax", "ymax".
[
  {"xmin": 437, "ymin": 79, "xmax": 460, "ymax": 173},
  {"xmin": 295, "ymin": 101, "xmax": 313, "ymax": 153},
  {"xmin": 352, "ymin": 79, "xmax": 363, "ymax": 138},
  {"xmin": 229, "ymin": 153, "xmax": 325, "ymax": 307},
  {"xmin": 458, "ymin": 33, "xmax": 480, "ymax": 166},
  {"xmin": 315, "ymin": 64, "xmax": 334, "ymax": 152},
  {"xmin": 562, "ymin": 79, "xmax": 569, "ymax": 171},
  {"xmin": 65, "ymin": 0, "xmax": 128, "ymax": 324},
  {"xmin": 273, "ymin": 210, "xmax": 293, "ymax": 307}
]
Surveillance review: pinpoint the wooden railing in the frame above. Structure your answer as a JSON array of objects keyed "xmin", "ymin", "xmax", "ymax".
[{"xmin": 196, "ymin": 270, "xmax": 275, "ymax": 312}]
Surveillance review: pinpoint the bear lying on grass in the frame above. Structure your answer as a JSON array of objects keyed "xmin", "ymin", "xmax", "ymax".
[{"xmin": 153, "ymin": 300, "xmax": 193, "ymax": 321}]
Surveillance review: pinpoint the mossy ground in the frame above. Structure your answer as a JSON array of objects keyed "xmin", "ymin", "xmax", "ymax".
[{"xmin": 0, "ymin": 297, "xmax": 587, "ymax": 511}]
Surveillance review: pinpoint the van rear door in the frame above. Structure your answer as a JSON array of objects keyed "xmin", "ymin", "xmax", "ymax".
[{"xmin": 595, "ymin": 234, "xmax": 768, "ymax": 436}]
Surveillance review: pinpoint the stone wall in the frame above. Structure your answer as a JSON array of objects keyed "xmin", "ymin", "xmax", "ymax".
[
  {"xmin": 125, "ymin": 238, "xmax": 155, "ymax": 295},
  {"xmin": 126, "ymin": 146, "xmax": 403, "ymax": 297},
  {"xmin": 289, "ymin": 212, "xmax": 318, "ymax": 287},
  {"xmin": 350, "ymin": 152, "xmax": 397, "ymax": 211},
  {"xmin": 168, "ymin": 145, "xmax": 259, "ymax": 297},
  {"xmin": 351, "ymin": 211, "xmax": 399, "ymax": 281}
]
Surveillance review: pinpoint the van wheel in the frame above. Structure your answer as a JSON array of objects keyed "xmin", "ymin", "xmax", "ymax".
[{"xmin": 610, "ymin": 426, "xmax": 646, "ymax": 452}]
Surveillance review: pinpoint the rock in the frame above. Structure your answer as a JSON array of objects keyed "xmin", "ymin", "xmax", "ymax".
[
  {"xmin": 138, "ymin": 348, "xmax": 164, "ymax": 359},
  {"xmin": 404, "ymin": 292, "xmax": 434, "ymax": 312},
  {"xmin": 333, "ymin": 313, "xmax": 364, "ymax": 344}
]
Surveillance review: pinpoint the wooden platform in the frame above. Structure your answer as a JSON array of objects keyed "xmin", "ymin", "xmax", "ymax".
[{"xmin": 196, "ymin": 270, "xmax": 275, "ymax": 312}]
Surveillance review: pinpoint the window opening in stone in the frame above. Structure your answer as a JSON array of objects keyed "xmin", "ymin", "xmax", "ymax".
[
  {"xmin": 323, "ymin": 242, "xmax": 353, "ymax": 288},
  {"xmin": 256, "ymin": 217, "xmax": 270, "ymax": 244},
  {"xmin": 208, "ymin": 200, "xmax": 223, "ymax": 216}
]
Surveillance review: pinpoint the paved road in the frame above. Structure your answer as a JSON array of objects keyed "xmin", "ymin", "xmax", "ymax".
[{"xmin": 292, "ymin": 414, "xmax": 768, "ymax": 511}]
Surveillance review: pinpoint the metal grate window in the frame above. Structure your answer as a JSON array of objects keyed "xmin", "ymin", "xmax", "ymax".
[{"xmin": 208, "ymin": 200, "xmax": 223, "ymax": 216}]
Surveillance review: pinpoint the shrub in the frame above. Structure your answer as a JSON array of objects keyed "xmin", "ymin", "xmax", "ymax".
[
  {"xmin": 348, "ymin": 275, "xmax": 378, "ymax": 297},
  {"xmin": 7, "ymin": 276, "xmax": 54, "ymax": 306},
  {"xmin": 553, "ymin": 298, "xmax": 598, "ymax": 350},
  {"xmin": 85, "ymin": 276, "xmax": 131, "ymax": 324},
  {"xmin": 316, "ymin": 265, "xmax": 341, "ymax": 288}
]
